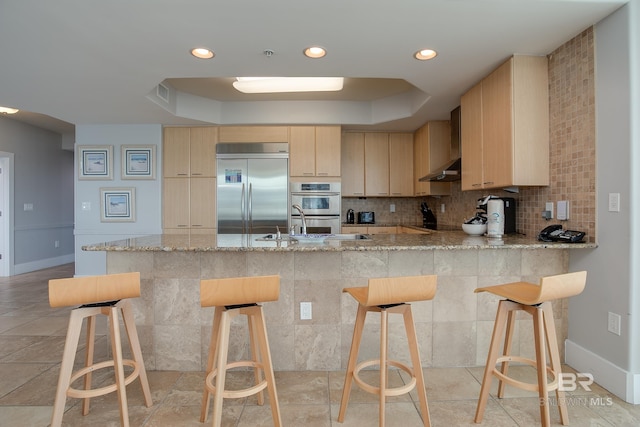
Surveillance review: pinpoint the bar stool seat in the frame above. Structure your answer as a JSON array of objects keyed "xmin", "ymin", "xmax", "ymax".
[
  {"xmin": 48, "ymin": 272, "xmax": 152, "ymax": 427},
  {"xmin": 338, "ymin": 275, "xmax": 437, "ymax": 427},
  {"xmin": 200, "ymin": 275, "xmax": 282, "ymax": 427},
  {"xmin": 474, "ymin": 271, "xmax": 587, "ymax": 427}
]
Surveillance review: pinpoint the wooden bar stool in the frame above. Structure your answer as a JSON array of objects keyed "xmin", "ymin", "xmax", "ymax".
[
  {"xmin": 48, "ymin": 272, "xmax": 152, "ymax": 427},
  {"xmin": 338, "ymin": 275, "xmax": 437, "ymax": 427},
  {"xmin": 200, "ymin": 275, "xmax": 282, "ymax": 427},
  {"xmin": 474, "ymin": 271, "xmax": 587, "ymax": 427}
]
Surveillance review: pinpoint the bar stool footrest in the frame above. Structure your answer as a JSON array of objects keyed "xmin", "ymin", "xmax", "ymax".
[
  {"xmin": 67, "ymin": 359, "xmax": 141, "ymax": 399},
  {"xmin": 353, "ymin": 359, "xmax": 417, "ymax": 397},
  {"xmin": 493, "ymin": 355, "xmax": 559, "ymax": 393},
  {"xmin": 205, "ymin": 360, "xmax": 269, "ymax": 399}
]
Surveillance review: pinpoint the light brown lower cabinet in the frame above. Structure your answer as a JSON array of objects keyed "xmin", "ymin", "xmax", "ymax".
[{"xmin": 163, "ymin": 177, "xmax": 216, "ymax": 233}]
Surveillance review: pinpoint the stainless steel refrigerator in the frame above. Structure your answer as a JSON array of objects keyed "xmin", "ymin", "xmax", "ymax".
[{"xmin": 216, "ymin": 143, "xmax": 289, "ymax": 234}]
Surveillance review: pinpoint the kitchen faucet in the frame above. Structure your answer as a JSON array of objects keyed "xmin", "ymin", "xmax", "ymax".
[{"xmin": 292, "ymin": 204, "xmax": 307, "ymax": 235}]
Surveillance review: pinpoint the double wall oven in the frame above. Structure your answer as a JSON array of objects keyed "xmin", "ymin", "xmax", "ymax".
[{"xmin": 290, "ymin": 182, "xmax": 341, "ymax": 234}]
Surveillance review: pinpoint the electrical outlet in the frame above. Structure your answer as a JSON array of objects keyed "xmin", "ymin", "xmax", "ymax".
[
  {"xmin": 607, "ymin": 312, "xmax": 621, "ymax": 336},
  {"xmin": 390, "ymin": 203, "xmax": 395, "ymax": 213},
  {"xmin": 300, "ymin": 302, "xmax": 312, "ymax": 320},
  {"xmin": 54, "ymin": 240, "xmax": 60, "ymax": 248},
  {"xmin": 441, "ymin": 203, "xmax": 446, "ymax": 213},
  {"xmin": 608, "ymin": 193, "xmax": 620, "ymax": 212},
  {"xmin": 545, "ymin": 202, "xmax": 554, "ymax": 219}
]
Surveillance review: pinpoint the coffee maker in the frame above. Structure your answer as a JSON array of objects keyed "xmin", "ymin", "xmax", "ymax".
[{"xmin": 477, "ymin": 196, "xmax": 516, "ymax": 234}]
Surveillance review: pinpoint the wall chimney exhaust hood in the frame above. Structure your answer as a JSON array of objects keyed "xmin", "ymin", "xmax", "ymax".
[{"xmin": 419, "ymin": 105, "xmax": 461, "ymax": 182}]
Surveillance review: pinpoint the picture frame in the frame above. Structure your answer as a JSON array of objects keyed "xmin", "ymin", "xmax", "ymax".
[
  {"xmin": 78, "ymin": 145, "xmax": 113, "ymax": 180},
  {"xmin": 121, "ymin": 145, "xmax": 156, "ymax": 180},
  {"xmin": 100, "ymin": 187, "xmax": 135, "ymax": 222}
]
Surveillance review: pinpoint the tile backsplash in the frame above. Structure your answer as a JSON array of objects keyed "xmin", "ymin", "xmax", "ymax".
[{"xmin": 343, "ymin": 28, "xmax": 597, "ymax": 242}]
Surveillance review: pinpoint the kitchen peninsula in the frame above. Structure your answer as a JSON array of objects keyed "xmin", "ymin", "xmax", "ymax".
[{"xmin": 84, "ymin": 232, "xmax": 594, "ymax": 372}]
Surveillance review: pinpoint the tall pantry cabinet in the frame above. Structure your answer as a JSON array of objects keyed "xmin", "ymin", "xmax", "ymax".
[
  {"xmin": 163, "ymin": 127, "xmax": 218, "ymax": 233},
  {"xmin": 461, "ymin": 55, "xmax": 549, "ymax": 191}
]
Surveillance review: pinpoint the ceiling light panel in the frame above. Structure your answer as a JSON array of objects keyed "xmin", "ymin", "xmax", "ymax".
[{"xmin": 233, "ymin": 77, "xmax": 344, "ymax": 94}]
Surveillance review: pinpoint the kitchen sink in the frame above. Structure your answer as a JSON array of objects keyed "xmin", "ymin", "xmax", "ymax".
[{"xmin": 257, "ymin": 233, "xmax": 371, "ymax": 242}]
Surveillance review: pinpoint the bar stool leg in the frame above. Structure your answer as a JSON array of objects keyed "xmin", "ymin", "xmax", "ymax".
[
  {"xmin": 120, "ymin": 300, "xmax": 152, "ymax": 407},
  {"xmin": 108, "ymin": 306, "xmax": 130, "ymax": 427},
  {"xmin": 338, "ymin": 303, "xmax": 368, "ymax": 422},
  {"xmin": 542, "ymin": 303, "xmax": 569, "ymax": 425},
  {"xmin": 497, "ymin": 310, "xmax": 516, "ymax": 398},
  {"xmin": 402, "ymin": 305, "xmax": 431, "ymax": 427},
  {"xmin": 252, "ymin": 305, "xmax": 282, "ymax": 427},
  {"xmin": 51, "ymin": 309, "xmax": 85, "ymax": 427},
  {"xmin": 82, "ymin": 314, "xmax": 97, "ymax": 415},
  {"xmin": 211, "ymin": 310, "xmax": 232, "ymax": 427},
  {"xmin": 201, "ymin": 307, "xmax": 223, "ymax": 422},
  {"xmin": 475, "ymin": 300, "xmax": 512, "ymax": 423},
  {"xmin": 533, "ymin": 307, "xmax": 551, "ymax": 427},
  {"xmin": 379, "ymin": 308, "xmax": 388, "ymax": 427},
  {"xmin": 248, "ymin": 309, "xmax": 265, "ymax": 406}
]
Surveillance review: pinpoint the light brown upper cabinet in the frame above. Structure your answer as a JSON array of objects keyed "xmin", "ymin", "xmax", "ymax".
[
  {"xmin": 364, "ymin": 133, "xmax": 390, "ymax": 196},
  {"xmin": 388, "ymin": 133, "xmax": 414, "ymax": 196},
  {"xmin": 218, "ymin": 126, "xmax": 288, "ymax": 143},
  {"xmin": 413, "ymin": 121, "xmax": 451, "ymax": 196},
  {"xmin": 289, "ymin": 126, "xmax": 341, "ymax": 177},
  {"xmin": 342, "ymin": 132, "xmax": 414, "ymax": 197},
  {"xmin": 461, "ymin": 55, "xmax": 549, "ymax": 191},
  {"xmin": 341, "ymin": 132, "xmax": 365, "ymax": 196},
  {"xmin": 163, "ymin": 127, "xmax": 218, "ymax": 177}
]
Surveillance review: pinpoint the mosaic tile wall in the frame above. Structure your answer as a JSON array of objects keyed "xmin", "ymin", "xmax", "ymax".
[{"xmin": 348, "ymin": 28, "xmax": 597, "ymax": 242}]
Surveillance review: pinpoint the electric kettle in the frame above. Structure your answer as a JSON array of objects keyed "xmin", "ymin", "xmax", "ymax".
[{"xmin": 346, "ymin": 209, "xmax": 355, "ymax": 224}]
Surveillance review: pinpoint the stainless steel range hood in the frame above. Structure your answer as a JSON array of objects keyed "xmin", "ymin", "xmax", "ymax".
[
  {"xmin": 419, "ymin": 106, "xmax": 462, "ymax": 182},
  {"xmin": 419, "ymin": 157, "xmax": 461, "ymax": 182}
]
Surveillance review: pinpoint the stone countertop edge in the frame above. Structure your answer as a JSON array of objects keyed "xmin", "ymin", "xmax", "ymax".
[{"xmin": 82, "ymin": 231, "xmax": 597, "ymax": 252}]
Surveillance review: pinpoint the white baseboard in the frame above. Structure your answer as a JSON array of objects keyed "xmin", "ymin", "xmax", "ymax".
[
  {"xmin": 14, "ymin": 254, "xmax": 75, "ymax": 275},
  {"xmin": 566, "ymin": 339, "xmax": 640, "ymax": 404}
]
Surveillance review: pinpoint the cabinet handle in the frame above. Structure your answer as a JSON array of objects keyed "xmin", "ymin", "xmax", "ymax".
[
  {"xmin": 317, "ymin": 172, "xmax": 328, "ymax": 176},
  {"xmin": 472, "ymin": 183, "xmax": 482, "ymax": 187},
  {"xmin": 177, "ymin": 224, "xmax": 188, "ymax": 227},
  {"xmin": 192, "ymin": 224, "xmax": 202, "ymax": 227},
  {"xmin": 303, "ymin": 172, "xmax": 314, "ymax": 176},
  {"xmin": 177, "ymin": 173, "xmax": 188, "ymax": 176},
  {"xmin": 378, "ymin": 193, "xmax": 387, "ymax": 195},
  {"xmin": 192, "ymin": 173, "xmax": 202, "ymax": 176},
  {"xmin": 483, "ymin": 181, "xmax": 494, "ymax": 185}
]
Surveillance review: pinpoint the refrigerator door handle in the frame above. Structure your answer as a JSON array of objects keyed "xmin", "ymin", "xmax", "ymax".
[
  {"xmin": 241, "ymin": 183, "xmax": 246, "ymax": 234},
  {"xmin": 248, "ymin": 183, "xmax": 253, "ymax": 235}
]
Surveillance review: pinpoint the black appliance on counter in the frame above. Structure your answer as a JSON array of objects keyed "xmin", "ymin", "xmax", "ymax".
[
  {"xmin": 357, "ymin": 211, "xmax": 375, "ymax": 224},
  {"xmin": 421, "ymin": 202, "xmax": 437, "ymax": 230},
  {"xmin": 477, "ymin": 197, "xmax": 517, "ymax": 234},
  {"xmin": 346, "ymin": 209, "xmax": 355, "ymax": 224}
]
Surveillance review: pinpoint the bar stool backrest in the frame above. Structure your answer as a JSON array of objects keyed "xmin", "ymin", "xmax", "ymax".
[
  {"xmin": 366, "ymin": 275, "xmax": 437, "ymax": 307},
  {"xmin": 537, "ymin": 270, "xmax": 587, "ymax": 303},
  {"xmin": 49, "ymin": 272, "xmax": 141, "ymax": 308},
  {"xmin": 200, "ymin": 275, "xmax": 280, "ymax": 307}
]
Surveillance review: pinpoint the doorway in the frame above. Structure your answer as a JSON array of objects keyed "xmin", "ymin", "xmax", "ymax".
[{"xmin": 0, "ymin": 153, "xmax": 13, "ymax": 277}]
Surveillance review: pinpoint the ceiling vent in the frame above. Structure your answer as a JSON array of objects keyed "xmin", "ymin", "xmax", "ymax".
[{"xmin": 156, "ymin": 83, "xmax": 169, "ymax": 103}]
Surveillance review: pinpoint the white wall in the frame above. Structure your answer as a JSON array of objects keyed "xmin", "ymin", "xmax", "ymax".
[
  {"xmin": 567, "ymin": 0, "xmax": 640, "ymax": 404},
  {"xmin": 0, "ymin": 116, "xmax": 75, "ymax": 275},
  {"xmin": 74, "ymin": 124, "xmax": 163, "ymax": 275}
]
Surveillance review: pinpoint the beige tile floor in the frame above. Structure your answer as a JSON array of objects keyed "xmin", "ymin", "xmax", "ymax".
[{"xmin": 1, "ymin": 264, "xmax": 639, "ymax": 426}]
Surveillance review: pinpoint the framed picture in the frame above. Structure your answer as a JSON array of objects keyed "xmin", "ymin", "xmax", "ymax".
[
  {"xmin": 78, "ymin": 145, "xmax": 113, "ymax": 180},
  {"xmin": 121, "ymin": 145, "xmax": 156, "ymax": 180},
  {"xmin": 100, "ymin": 187, "xmax": 135, "ymax": 222}
]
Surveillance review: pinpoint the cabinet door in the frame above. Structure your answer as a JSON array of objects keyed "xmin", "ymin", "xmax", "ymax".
[
  {"xmin": 413, "ymin": 126, "xmax": 428, "ymax": 196},
  {"xmin": 461, "ymin": 83, "xmax": 484, "ymax": 191},
  {"xmin": 190, "ymin": 127, "xmax": 217, "ymax": 177},
  {"xmin": 190, "ymin": 177, "xmax": 216, "ymax": 229},
  {"xmin": 163, "ymin": 178, "xmax": 190, "ymax": 229},
  {"xmin": 389, "ymin": 133, "xmax": 413, "ymax": 196},
  {"xmin": 163, "ymin": 128, "xmax": 190, "ymax": 177},
  {"xmin": 315, "ymin": 126, "xmax": 341, "ymax": 176},
  {"xmin": 289, "ymin": 126, "xmax": 316, "ymax": 176},
  {"xmin": 364, "ymin": 133, "xmax": 389, "ymax": 196},
  {"xmin": 341, "ymin": 226, "xmax": 368, "ymax": 234},
  {"xmin": 218, "ymin": 126, "xmax": 288, "ymax": 142},
  {"xmin": 341, "ymin": 133, "xmax": 365, "ymax": 196},
  {"xmin": 482, "ymin": 59, "xmax": 513, "ymax": 188}
]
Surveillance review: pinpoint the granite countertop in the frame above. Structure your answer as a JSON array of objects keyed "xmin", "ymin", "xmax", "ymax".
[{"xmin": 82, "ymin": 231, "xmax": 597, "ymax": 252}]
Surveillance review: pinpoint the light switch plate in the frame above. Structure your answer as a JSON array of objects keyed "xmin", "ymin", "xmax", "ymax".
[
  {"xmin": 545, "ymin": 202, "xmax": 554, "ymax": 219},
  {"xmin": 557, "ymin": 200, "xmax": 569, "ymax": 220},
  {"xmin": 608, "ymin": 193, "xmax": 620, "ymax": 212}
]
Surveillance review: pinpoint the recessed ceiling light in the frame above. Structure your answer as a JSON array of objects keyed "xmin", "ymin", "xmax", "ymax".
[
  {"xmin": 0, "ymin": 106, "xmax": 19, "ymax": 114},
  {"xmin": 414, "ymin": 49, "xmax": 437, "ymax": 61},
  {"xmin": 233, "ymin": 77, "xmax": 344, "ymax": 93},
  {"xmin": 304, "ymin": 46, "xmax": 327, "ymax": 59},
  {"xmin": 190, "ymin": 47, "xmax": 214, "ymax": 59}
]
